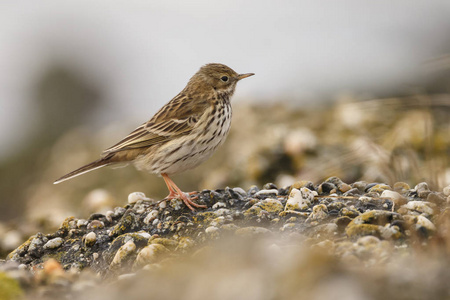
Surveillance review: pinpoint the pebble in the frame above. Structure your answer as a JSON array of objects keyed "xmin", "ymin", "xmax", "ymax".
[
  {"xmin": 134, "ymin": 244, "xmax": 168, "ymax": 267},
  {"xmin": 232, "ymin": 187, "xmax": 247, "ymax": 197},
  {"xmin": 84, "ymin": 232, "xmax": 97, "ymax": 247},
  {"xmin": 285, "ymin": 188, "xmax": 314, "ymax": 211},
  {"xmin": 254, "ymin": 189, "xmax": 279, "ymax": 198},
  {"xmin": 43, "ymin": 238, "xmax": 64, "ymax": 250},
  {"xmin": 443, "ymin": 185, "xmax": 450, "ymax": 196},
  {"xmin": 128, "ymin": 192, "xmax": 150, "ymax": 204},
  {"xmin": 380, "ymin": 190, "xmax": 407, "ymax": 206},
  {"xmin": 212, "ymin": 202, "xmax": 227, "ymax": 209},
  {"xmin": 205, "ymin": 226, "xmax": 219, "ymax": 234},
  {"xmin": 110, "ymin": 240, "xmax": 136, "ymax": 268},
  {"xmin": 415, "ymin": 182, "xmax": 431, "ymax": 198},
  {"xmin": 77, "ymin": 219, "xmax": 89, "ymax": 228},
  {"xmin": 306, "ymin": 204, "xmax": 328, "ymax": 222},
  {"xmin": 393, "ymin": 182, "xmax": 410, "ymax": 194},
  {"xmin": 143, "ymin": 210, "xmax": 159, "ymax": 225},
  {"xmin": 88, "ymin": 220, "xmax": 104, "ymax": 230},
  {"xmin": 401, "ymin": 201, "xmax": 435, "ymax": 216}
]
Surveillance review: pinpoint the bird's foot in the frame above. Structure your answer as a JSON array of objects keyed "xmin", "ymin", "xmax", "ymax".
[{"xmin": 165, "ymin": 191, "xmax": 206, "ymax": 211}]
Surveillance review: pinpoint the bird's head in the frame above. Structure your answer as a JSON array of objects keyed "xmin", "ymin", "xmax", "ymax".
[{"xmin": 188, "ymin": 63, "xmax": 254, "ymax": 95}]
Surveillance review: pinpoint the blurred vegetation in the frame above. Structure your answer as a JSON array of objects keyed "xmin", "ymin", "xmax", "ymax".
[{"xmin": 0, "ymin": 66, "xmax": 103, "ymax": 222}]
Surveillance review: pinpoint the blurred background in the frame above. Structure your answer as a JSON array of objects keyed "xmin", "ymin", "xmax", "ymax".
[{"xmin": 0, "ymin": 1, "xmax": 449, "ymax": 255}]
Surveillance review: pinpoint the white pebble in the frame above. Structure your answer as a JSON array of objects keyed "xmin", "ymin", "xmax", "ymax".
[
  {"xmin": 416, "ymin": 215, "xmax": 436, "ymax": 232},
  {"xmin": 255, "ymin": 189, "xmax": 279, "ymax": 197},
  {"xmin": 443, "ymin": 185, "xmax": 450, "ymax": 196},
  {"xmin": 212, "ymin": 202, "xmax": 227, "ymax": 209},
  {"xmin": 84, "ymin": 232, "xmax": 97, "ymax": 246},
  {"xmin": 205, "ymin": 226, "xmax": 219, "ymax": 234},
  {"xmin": 128, "ymin": 192, "xmax": 150, "ymax": 204},
  {"xmin": 77, "ymin": 219, "xmax": 88, "ymax": 228},
  {"xmin": 403, "ymin": 201, "xmax": 435, "ymax": 216},
  {"xmin": 285, "ymin": 188, "xmax": 314, "ymax": 211},
  {"xmin": 144, "ymin": 210, "xmax": 159, "ymax": 224},
  {"xmin": 232, "ymin": 187, "xmax": 247, "ymax": 196},
  {"xmin": 111, "ymin": 241, "xmax": 136, "ymax": 267},
  {"xmin": 43, "ymin": 237, "xmax": 64, "ymax": 250}
]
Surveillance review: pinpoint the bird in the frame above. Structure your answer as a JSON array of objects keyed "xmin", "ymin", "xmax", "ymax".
[{"xmin": 54, "ymin": 63, "xmax": 254, "ymax": 211}]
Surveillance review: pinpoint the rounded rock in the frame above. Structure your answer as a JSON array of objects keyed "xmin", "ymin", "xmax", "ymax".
[
  {"xmin": 285, "ymin": 188, "xmax": 314, "ymax": 211},
  {"xmin": 134, "ymin": 244, "xmax": 168, "ymax": 267},
  {"xmin": 43, "ymin": 238, "xmax": 64, "ymax": 250},
  {"xmin": 381, "ymin": 190, "xmax": 407, "ymax": 207},
  {"xmin": 128, "ymin": 192, "xmax": 150, "ymax": 204},
  {"xmin": 84, "ymin": 232, "xmax": 97, "ymax": 247}
]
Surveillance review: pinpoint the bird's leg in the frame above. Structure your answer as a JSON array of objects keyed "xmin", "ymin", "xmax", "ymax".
[{"xmin": 161, "ymin": 173, "xmax": 206, "ymax": 211}]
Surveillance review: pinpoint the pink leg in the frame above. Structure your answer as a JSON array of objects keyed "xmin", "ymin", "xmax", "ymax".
[{"xmin": 161, "ymin": 173, "xmax": 206, "ymax": 211}]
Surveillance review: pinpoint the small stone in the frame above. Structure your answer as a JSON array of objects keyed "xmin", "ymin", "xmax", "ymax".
[
  {"xmin": 247, "ymin": 186, "xmax": 260, "ymax": 196},
  {"xmin": 134, "ymin": 244, "xmax": 168, "ymax": 267},
  {"xmin": 110, "ymin": 240, "xmax": 136, "ymax": 268},
  {"xmin": 43, "ymin": 238, "xmax": 63, "ymax": 250},
  {"xmin": 159, "ymin": 201, "xmax": 167, "ymax": 209},
  {"xmin": 254, "ymin": 189, "xmax": 279, "ymax": 198},
  {"xmin": 401, "ymin": 201, "xmax": 435, "ymax": 216},
  {"xmin": 368, "ymin": 184, "xmax": 392, "ymax": 194},
  {"xmin": 393, "ymin": 182, "xmax": 410, "ymax": 194},
  {"xmin": 113, "ymin": 207, "xmax": 126, "ymax": 218},
  {"xmin": 212, "ymin": 202, "xmax": 227, "ymax": 209},
  {"xmin": 205, "ymin": 226, "xmax": 219, "ymax": 235},
  {"xmin": 306, "ymin": 204, "xmax": 328, "ymax": 222},
  {"xmin": 352, "ymin": 181, "xmax": 368, "ymax": 193},
  {"xmin": 84, "ymin": 232, "xmax": 97, "ymax": 247},
  {"xmin": 259, "ymin": 198, "xmax": 283, "ymax": 213},
  {"xmin": 128, "ymin": 192, "xmax": 150, "ymax": 204},
  {"xmin": 403, "ymin": 215, "xmax": 436, "ymax": 235},
  {"xmin": 143, "ymin": 210, "xmax": 159, "ymax": 225},
  {"xmin": 289, "ymin": 181, "xmax": 315, "ymax": 193},
  {"xmin": 232, "ymin": 187, "xmax": 247, "ymax": 197},
  {"xmin": 339, "ymin": 183, "xmax": 352, "ymax": 193},
  {"xmin": 285, "ymin": 188, "xmax": 314, "ymax": 211},
  {"xmin": 77, "ymin": 219, "xmax": 89, "ymax": 228},
  {"xmin": 318, "ymin": 182, "xmax": 336, "ymax": 194},
  {"xmin": 415, "ymin": 182, "xmax": 431, "ymax": 198},
  {"xmin": 381, "ymin": 190, "xmax": 407, "ymax": 206},
  {"xmin": 416, "ymin": 215, "xmax": 436, "ymax": 233},
  {"xmin": 426, "ymin": 192, "xmax": 446, "ymax": 205},
  {"xmin": 263, "ymin": 183, "xmax": 278, "ymax": 190},
  {"xmin": 340, "ymin": 207, "xmax": 360, "ymax": 218},
  {"xmin": 345, "ymin": 210, "xmax": 401, "ymax": 238},
  {"xmin": 88, "ymin": 220, "xmax": 104, "ymax": 230},
  {"xmin": 343, "ymin": 188, "xmax": 361, "ymax": 196},
  {"xmin": 28, "ymin": 235, "xmax": 44, "ymax": 257},
  {"xmin": 443, "ymin": 185, "xmax": 450, "ymax": 196}
]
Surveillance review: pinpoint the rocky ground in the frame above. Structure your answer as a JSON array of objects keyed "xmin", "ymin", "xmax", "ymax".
[{"xmin": 1, "ymin": 178, "xmax": 450, "ymax": 300}]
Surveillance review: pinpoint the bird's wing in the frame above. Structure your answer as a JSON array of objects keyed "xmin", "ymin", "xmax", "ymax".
[{"xmin": 102, "ymin": 93, "xmax": 209, "ymax": 155}]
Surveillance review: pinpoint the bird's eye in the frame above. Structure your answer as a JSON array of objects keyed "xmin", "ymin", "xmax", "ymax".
[{"xmin": 221, "ymin": 76, "xmax": 229, "ymax": 82}]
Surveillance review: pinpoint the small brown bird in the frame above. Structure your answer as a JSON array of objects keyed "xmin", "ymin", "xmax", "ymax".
[{"xmin": 54, "ymin": 63, "xmax": 254, "ymax": 211}]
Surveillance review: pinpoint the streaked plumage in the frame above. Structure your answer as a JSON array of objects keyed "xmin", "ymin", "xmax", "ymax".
[{"xmin": 54, "ymin": 63, "xmax": 254, "ymax": 211}]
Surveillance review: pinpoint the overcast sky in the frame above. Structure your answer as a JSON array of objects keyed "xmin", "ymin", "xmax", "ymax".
[{"xmin": 1, "ymin": 0, "xmax": 450, "ymax": 157}]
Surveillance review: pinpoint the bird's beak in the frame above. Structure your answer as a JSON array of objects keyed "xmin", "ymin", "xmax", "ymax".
[{"xmin": 237, "ymin": 73, "xmax": 255, "ymax": 80}]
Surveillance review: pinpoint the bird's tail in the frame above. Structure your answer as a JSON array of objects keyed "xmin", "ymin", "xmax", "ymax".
[{"xmin": 53, "ymin": 158, "xmax": 111, "ymax": 184}]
